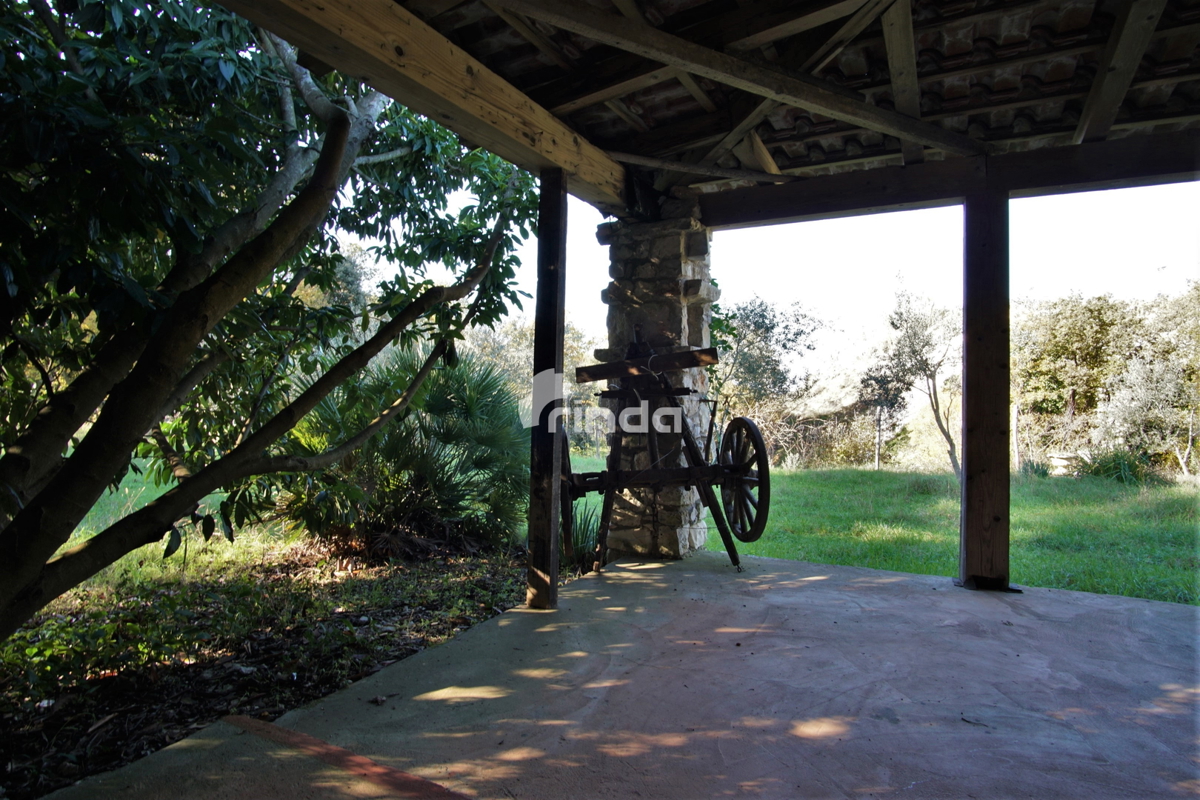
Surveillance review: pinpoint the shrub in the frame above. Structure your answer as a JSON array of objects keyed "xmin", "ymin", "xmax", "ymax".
[
  {"xmin": 561, "ymin": 502, "xmax": 600, "ymax": 576},
  {"xmin": 282, "ymin": 348, "xmax": 528, "ymax": 557},
  {"xmin": 1020, "ymin": 460, "xmax": 1051, "ymax": 479},
  {"xmin": 1078, "ymin": 447, "xmax": 1163, "ymax": 486}
]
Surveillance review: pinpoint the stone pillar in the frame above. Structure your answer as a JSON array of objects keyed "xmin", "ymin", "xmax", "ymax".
[{"xmin": 595, "ymin": 200, "xmax": 718, "ymax": 559}]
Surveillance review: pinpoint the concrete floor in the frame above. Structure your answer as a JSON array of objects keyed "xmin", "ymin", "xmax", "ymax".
[{"xmin": 49, "ymin": 553, "xmax": 1198, "ymax": 799}]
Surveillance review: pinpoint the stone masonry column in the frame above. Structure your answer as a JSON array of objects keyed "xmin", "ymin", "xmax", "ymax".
[{"xmin": 594, "ymin": 198, "xmax": 718, "ymax": 559}]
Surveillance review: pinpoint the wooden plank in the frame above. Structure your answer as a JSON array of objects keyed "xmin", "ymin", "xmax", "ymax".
[
  {"xmin": 959, "ymin": 183, "xmax": 1010, "ymax": 591},
  {"xmin": 881, "ymin": 0, "xmax": 924, "ymax": 164},
  {"xmin": 996, "ymin": 129, "xmax": 1200, "ymax": 196},
  {"xmin": 748, "ymin": 129, "xmax": 782, "ymax": 174},
  {"xmin": 608, "ymin": 151, "xmax": 799, "ymax": 182},
  {"xmin": 1073, "ymin": 0, "xmax": 1168, "ymax": 143},
  {"xmin": 699, "ymin": 130, "xmax": 1200, "ymax": 228},
  {"xmin": 576, "ymin": 348, "xmax": 719, "ymax": 383},
  {"xmin": 700, "ymin": 157, "xmax": 985, "ymax": 228},
  {"xmin": 502, "ymin": 0, "xmax": 986, "ymax": 156},
  {"xmin": 527, "ymin": 169, "xmax": 568, "ymax": 609},
  {"xmin": 217, "ymin": 0, "xmax": 625, "ymax": 212}
]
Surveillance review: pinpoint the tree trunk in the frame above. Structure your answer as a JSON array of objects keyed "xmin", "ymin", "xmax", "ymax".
[
  {"xmin": 874, "ymin": 405, "xmax": 882, "ymax": 470},
  {"xmin": 1011, "ymin": 402, "xmax": 1022, "ymax": 472},
  {"xmin": 926, "ymin": 374, "xmax": 962, "ymax": 481}
]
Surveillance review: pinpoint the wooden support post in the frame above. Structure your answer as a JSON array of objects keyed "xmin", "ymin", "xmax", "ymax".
[
  {"xmin": 527, "ymin": 169, "xmax": 568, "ymax": 609},
  {"xmin": 959, "ymin": 184, "xmax": 1011, "ymax": 591}
]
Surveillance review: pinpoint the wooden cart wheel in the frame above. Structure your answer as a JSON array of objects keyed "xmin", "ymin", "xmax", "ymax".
[
  {"xmin": 718, "ymin": 417, "xmax": 771, "ymax": 543},
  {"xmin": 559, "ymin": 426, "xmax": 576, "ymax": 568}
]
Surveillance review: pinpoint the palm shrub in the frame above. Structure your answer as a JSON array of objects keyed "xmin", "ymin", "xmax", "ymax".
[
  {"xmin": 282, "ymin": 347, "xmax": 528, "ymax": 557},
  {"xmin": 1078, "ymin": 447, "xmax": 1163, "ymax": 486}
]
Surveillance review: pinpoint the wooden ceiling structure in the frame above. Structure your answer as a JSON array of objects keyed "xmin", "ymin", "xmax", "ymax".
[{"xmin": 218, "ymin": 0, "xmax": 1199, "ymax": 604}]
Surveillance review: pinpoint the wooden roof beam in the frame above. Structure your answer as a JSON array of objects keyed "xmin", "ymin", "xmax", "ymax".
[
  {"xmin": 481, "ymin": 2, "xmax": 650, "ymax": 133},
  {"xmin": 699, "ymin": 130, "xmax": 1200, "ymax": 228},
  {"xmin": 881, "ymin": 0, "xmax": 923, "ymax": 164},
  {"xmin": 217, "ymin": 0, "xmax": 626, "ymax": 212},
  {"xmin": 501, "ymin": 0, "xmax": 986, "ymax": 156},
  {"xmin": 1073, "ymin": 0, "xmax": 1169, "ymax": 143},
  {"xmin": 609, "ymin": 2, "xmax": 717, "ymax": 115},
  {"xmin": 540, "ymin": 0, "xmax": 886, "ymax": 118},
  {"xmin": 666, "ymin": 0, "xmax": 899, "ymax": 187}
]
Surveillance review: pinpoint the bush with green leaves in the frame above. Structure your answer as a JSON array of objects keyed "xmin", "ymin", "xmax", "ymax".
[
  {"xmin": 1078, "ymin": 447, "xmax": 1163, "ymax": 486},
  {"xmin": 0, "ymin": 0, "xmax": 538, "ymax": 640},
  {"xmin": 281, "ymin": 349, "xmax": 529, "ymax": 555}
]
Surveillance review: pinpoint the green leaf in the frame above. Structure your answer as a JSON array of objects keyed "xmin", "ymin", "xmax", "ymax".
[
  {"xmin": 201, "ymin": 515, "xmax": 216, "ymax": 542},
  {"xmin": 163, "ymin": 526, "xmax": 182, "ymax": 559}
]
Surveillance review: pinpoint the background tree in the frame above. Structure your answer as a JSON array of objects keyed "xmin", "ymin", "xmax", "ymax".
[
  {"xmin": 880, "ymin": 292, "xmax": 961, "ymax": 479},
  {"xmin": 857, "ymin": 360, "xmax": 909, "ymax": 470},
  {"xmin": 711, "ymin": 296, "xmax": 819, "ymax": 405},
  {"xmin": 709, "ymin": 296, "xmax": 820, "ymax": 462},
  {"xmin": 1012, "ymin": 295, "xmax": 1143, "ymax": 416},
  {"xmin": 1096, "ymin": 357, "xmax": 1196, "ymax": 475},
  {"xmin": 0, "ymin": 0, "xmax": 538, "ymax": 640}
]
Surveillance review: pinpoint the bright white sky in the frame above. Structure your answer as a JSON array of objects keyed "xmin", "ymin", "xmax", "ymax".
[{"xmin": 507, "ymin": 180, "xmax": 1199, "ymax": 376}]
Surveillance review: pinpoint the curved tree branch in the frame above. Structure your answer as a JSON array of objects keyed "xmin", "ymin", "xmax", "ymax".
[
  {"xmin": 354, "ymin": 146, "xmax": 413, "ymax": 166},
  {"xmin": 0, "ymin": 112, "xmax": 353, "ymax": 604},
  {"xmin": 269, "ymin": 32, "xmax": 340, "ymax": 123}
]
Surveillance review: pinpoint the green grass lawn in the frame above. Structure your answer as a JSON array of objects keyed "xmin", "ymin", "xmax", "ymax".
[{"xmin": 701, "ymin": 469, "xmax": 1198, "ymax": 604}]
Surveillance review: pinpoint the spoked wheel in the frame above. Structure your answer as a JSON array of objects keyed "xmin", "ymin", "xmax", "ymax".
[
  {"xmin": 559, "ymin": 426, "xmax": 577, "ymax": 567},
  {"xmin": 718, "ymin": 417, "xmax": 771, "ymax": 543}
]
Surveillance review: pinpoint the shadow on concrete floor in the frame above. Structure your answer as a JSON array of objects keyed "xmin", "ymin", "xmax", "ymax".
[{"xmin": 48, "ymin": 552, "xmax": 1198, "ymax": 799}]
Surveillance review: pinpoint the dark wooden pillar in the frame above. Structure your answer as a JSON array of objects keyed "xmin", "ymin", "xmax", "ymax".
[
  {"xmin": 526, "ymin": 168, "xmax": 567, "ymax": 608},
  {"xmin": 959, "ymin": 184, "xmax": 1011, "ymax": 590}
]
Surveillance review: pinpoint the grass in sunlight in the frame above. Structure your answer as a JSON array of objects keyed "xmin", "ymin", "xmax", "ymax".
[{"xmin": 705, "ymin": 469, "xmax": 1197, "ymax": 604}]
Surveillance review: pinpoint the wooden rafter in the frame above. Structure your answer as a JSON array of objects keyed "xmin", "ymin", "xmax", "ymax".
[
  {"xmin": 676, "ymin": 71, "xmax": 718, "ymax": 113},
  {"xmin": 725, "ymin": 0, "xmax": 869, "ymax": 51},
  {"xmin": 881, "ymin": 0, "xmax": 923, "ymax": 164},
  {"xmin": 609, "ymin": 2, "xmax": 718, "ymax": 122},
  {"xmin": 482, "ymin": 2, "xmax": 650, "ymax": 132},
  {"xmin": 535, "ymin": 0, "xmax": 885, "ymax": 117},
  {"xmin": 801, "ymin": 0, "xmax": 896, "ymax": 74},
  {"xmin": 1073, "ymin": 0, "xmax": 1169, "ymax": 143},
  {"xmin": 550, "ymin": 65, "xmax": 677, "ymax": 115},
  {"xmin": 218, "ymin": 0, "xmax": 625, "ymax": 210},
  {"xmin": 501, "ymin": 0, "xmax": 985, "ymax": 156},
  {"xmin": 671, "ymin": 0, "xmax": 899, "ymax": 184}
]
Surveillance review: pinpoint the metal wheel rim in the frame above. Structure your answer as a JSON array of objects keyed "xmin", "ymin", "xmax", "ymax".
[{"xmin": 718, "ymin": 417, "xmax": 770, "ymax": 543}]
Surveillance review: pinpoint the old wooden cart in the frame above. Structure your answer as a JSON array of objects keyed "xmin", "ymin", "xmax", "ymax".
[{"xmin": 562, "ymin": 337, "xmax": 770, "ymax": 572}]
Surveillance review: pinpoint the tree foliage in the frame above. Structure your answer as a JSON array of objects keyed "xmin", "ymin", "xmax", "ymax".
[
  {"xmin": 857, "ymin": 360, "xmax": 909, "ymax": 470},
  {"xmin": 0, "ymin": 0, "xmax": 539, "ymax": 640},
  {"xmin": 711, "ymin": 296, "xmax": 819, "ymax": 405},
  {"xmin": 1012, "ymin": 294, "xmax": 1143, "ymax": 418},
  {"xmin": 879, "ymin": 292, "xmax": 961, "ymax": 479},
  {"xmin": 1012, "ymin": 287, "xmax": 1198, "ymax": 476}
]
